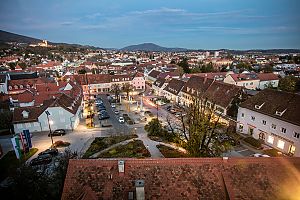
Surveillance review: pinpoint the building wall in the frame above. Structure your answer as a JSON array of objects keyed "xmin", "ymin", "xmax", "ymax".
[
  {"xmin": 258, "ymin": 80, "xmax": 279, "ymax": 90},
  {"xmin": 131, "ymin": 76, "xmax": 145, "ymax": 90},
  {"xmin": 14, "ymin": 122, "xmax": 42, "ymax": 133},
  {"xmin": 237, "ymin": 107, "xmax": 300, "ymax": 157}
]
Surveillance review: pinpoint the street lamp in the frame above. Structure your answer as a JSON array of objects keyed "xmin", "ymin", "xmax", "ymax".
[{"xmin": 45, "ymin": 111, "xmax": 53, "ymax": 145}]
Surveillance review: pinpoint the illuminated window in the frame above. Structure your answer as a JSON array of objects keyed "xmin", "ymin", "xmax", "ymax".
[
  {"xmin": 277, "ymin": 140, "xmax": 285, "ymax": 149},
  {"xmin": 267, "ymin": 135, "xmax": 274, "ymax": 144}
]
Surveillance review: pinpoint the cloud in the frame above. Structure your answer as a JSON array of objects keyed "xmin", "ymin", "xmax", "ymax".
[
  {"xmin": 60, "ymin": 21, "xmax": 74, "ymax": 26},
  {"xmin": 131, "ymin": 7, "xmax": 185, "ymax": 15}
]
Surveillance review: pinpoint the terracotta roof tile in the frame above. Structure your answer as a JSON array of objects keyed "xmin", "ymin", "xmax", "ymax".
[{"xmin": 62, "ymin": 158, "xmax": 300, "ymax": 200}]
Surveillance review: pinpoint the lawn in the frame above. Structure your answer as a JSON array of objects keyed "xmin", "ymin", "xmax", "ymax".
[
  {"xmin": 97, "ymin": 140, "xmax": 150, "ymax": 158},
  {"xmin": 0, "ymin": 148, "xmax": 38, "ymax": 182},
  {"xmin": 157, "ymin": 144, "xmax": 189, "ymax": 158},
  {"xmin": 83, "ymin": 134, "xmax": 138, "ymax": 158}
]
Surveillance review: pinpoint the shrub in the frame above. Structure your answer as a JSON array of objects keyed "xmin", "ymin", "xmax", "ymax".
[
  {"xmin": 51, "ymin": 140, "xmax": 70, "ymax": 148},
  {"xmin": 263, "ymin": 149, "xmax": 281, "ymax": 157},
  {"xmin": 243, "ymin": 137, "xmax": 262, "ymax": 148}
]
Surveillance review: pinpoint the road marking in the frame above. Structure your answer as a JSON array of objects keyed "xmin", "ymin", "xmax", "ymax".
[{"xmin": 236, "ymin": 149, "xmax": 249, "ymax": 153}]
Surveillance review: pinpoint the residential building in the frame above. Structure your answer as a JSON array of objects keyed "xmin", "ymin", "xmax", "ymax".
[
  {"xmin": 257, "ymin": 73, "xmax": 279, "ymax": 90},
  {"xmin": 163, "ymin": 79, "xmax": 186, "ymax": 104},
  {"xmin": 224, "ymin": 73, "xmax": 260, "ymax": 90},
  {"xmin": 237, "ymin": 89, "xmax": 300, "ymax": 156}
]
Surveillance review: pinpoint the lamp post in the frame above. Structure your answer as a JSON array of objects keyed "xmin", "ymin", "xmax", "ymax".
[{"xmin": 45, "ymin": 111, "xmax": 53, "ymax": 145}]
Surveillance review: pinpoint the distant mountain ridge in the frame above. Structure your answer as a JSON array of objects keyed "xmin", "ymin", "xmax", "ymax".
[
  {"xmin": 0, "ymin": 30, "xmax": 42, "ymax": 44},
  {"xmin": 1, "ymin": 30, "xmax": 299, "ymax": 53},
  {"xmin": 121, "ymin": 43, "xmax": 188, "ymax": 52}
]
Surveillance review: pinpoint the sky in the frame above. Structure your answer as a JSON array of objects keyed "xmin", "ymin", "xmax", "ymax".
[{"xmin": 0, "ymin": 0, "xmax": 300, "ymax": 49}]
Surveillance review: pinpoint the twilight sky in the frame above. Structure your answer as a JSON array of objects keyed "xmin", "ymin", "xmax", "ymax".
[{"xmin": 0, "ymin": 0, "xmax": 300, "ymax": 49}]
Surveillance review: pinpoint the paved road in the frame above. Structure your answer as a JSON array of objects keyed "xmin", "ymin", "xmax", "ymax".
[{"xmin": 97, "ymin": 94, "xmax": 130, "ymax": 135}]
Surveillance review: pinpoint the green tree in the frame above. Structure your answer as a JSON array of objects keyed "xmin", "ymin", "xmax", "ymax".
[
  {"xmin": 178, "ymin": 57, "xmax": 190, "ymax": 73},
  {"xmin": 0, "ymin": 110, "xmax": 12, "ymax": 130},
  {"xmin": 279, "ymin": 76, "xmax": 297, "ymax": 92},
  {"xmin": 78, "ymin": 69, "xmax": 87, "ymax": 74},
  {"xmin": 8, "ymin": 62, "xmax": 16, "ymax": 70}
]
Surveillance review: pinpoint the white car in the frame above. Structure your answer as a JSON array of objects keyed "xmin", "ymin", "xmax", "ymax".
[
  {"xmin": 111, "ymin": 103, "xmax": 116, "ymax": 108},
  {"xmin": 114, "ymin": 110, "xmax": 120, "ymax": 115},
  {"xmin": 251, "ymin": 153, "xmax": 270, "ymax": 157},
  {"xmin": 119, "ymin": 116, "xmax": 125, "ymax": 123}
]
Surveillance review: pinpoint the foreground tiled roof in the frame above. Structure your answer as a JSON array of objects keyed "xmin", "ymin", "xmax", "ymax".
[
  {"xmin": 62, "ymin": 158, "xmax": 300, "ymax": 200},
  {"xmin": 239, "ymin": 89, "xmax": 300, "ymax": 126}
]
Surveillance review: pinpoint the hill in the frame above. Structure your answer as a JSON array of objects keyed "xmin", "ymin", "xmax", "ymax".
[
  {"xmin": 0, "ymin": 30, "xmax": 42, "ymax": 44},
  {"xmin": 121, "ymin": 43, "xmax": 188, "ymax": 52}
]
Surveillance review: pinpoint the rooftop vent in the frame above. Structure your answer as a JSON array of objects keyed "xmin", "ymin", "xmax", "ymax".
[
  {"xmin": 135, "ymin": 180, "xmax": 145, "ymax": 200},
  {"xmin": 118, "ymin": 160, "xmax": 125, "ymax": 173},
  {"xmin": 255, "ymin": 102, "xmax": 265, "ymax": 110},
  {"xmin": 275, "ymin": 109, "xmax": 287, "ymax": 116},
  {"xmin": 22, "ymin": 110, "xmax": 29, "ymax": 119}
]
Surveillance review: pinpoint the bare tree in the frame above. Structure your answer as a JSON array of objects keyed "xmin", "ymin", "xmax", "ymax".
[
  {"xmin": 111, "ymin": 83, "xmax": 121, "ymax": 100},
  {"xmin": 122, "ymin": 82, "xmax": 134, "ymax": 98},
  {"xmin": 179, "ymin": 97, "xmax": 230, "ymax": 157}
]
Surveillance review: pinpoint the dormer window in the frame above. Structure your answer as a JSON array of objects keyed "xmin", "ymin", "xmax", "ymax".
[
  {"xmin": 22, "ymin": 110, "xmax": 29, "ymax": 119},
  {"xmin": 20, "ymin": 85, "xmax": 23, "ymax": 89},
  {"xmin": 255, "ymin": 102, "xmax": 265, "ymax": 110},
  {"xmin": 275, "ymin": 109, "xmax": 287, "ymax": 116}
]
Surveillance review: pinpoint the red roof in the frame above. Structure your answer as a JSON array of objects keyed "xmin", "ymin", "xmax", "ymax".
[
  {"xmin": 62, "ymin": 157, "xmax": 300, "ymax": 200},
  {"xmin": 257, "ymin": 73, "xmax": 279, "ymax": 81}
]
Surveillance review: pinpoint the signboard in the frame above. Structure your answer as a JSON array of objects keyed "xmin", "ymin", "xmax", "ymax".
[{"xmin": 11, "ymin": 136, "xmax": 22, "ymax": 159}]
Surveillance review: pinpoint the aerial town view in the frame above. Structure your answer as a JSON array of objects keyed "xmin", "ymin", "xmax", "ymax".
[{"xmin": 0, "ymin": 0, "xmax": 300, "ymax": 199}]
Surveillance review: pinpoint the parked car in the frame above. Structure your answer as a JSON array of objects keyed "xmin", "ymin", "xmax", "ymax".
[
  {"xmin": 30, "ymin": 154, "xmax": 52, "ymax": 166},
  {"xmin": 99, "ymin": 113, "xmax": 110, "ymax": 120},
  {"xmin": 119, "ymin": 116, "xmax": 125, "ymax": 123},
  {"xmin": 38, "ymin": 148, "xmax": 58, "ymax": 156},
  {"xmin": 251, "ymin": 153, "xmax": 270, "ymax": 157},
  {"xmin": 114, "ymin": 110, "xmax": 120, "ymax": 115},
  {"xmin": 48, "ymin": 129, "xmax": 66, "ymax": 137},
  {"xmin": 97, "ymin": 107, "xmax": 106, "ymax": 111},
  {"xmin": 123, "ymin": 113, "xmax": 129, "ymax": 118},
  {"xmin": 111, "ymin": 103, "xmax": 116, "ymax": 108}
]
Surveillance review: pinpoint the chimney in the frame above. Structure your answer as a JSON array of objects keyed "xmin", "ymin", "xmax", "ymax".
[
  {"xmin": 118, "ymin": 160, "xmax": 125, "ymax": 173},
  {"xmin": 135, "ymin": 180, "xmax": 145, "ymax": 200}
]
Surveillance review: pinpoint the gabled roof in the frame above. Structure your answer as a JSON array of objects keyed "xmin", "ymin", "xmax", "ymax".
[
  {"xmin": 230, "ymin": 73, "xmax": 259, "ymax": 82},
  {"xmin": 164, "ymin": 79, "xmax": 185, "ymax": 95},
  {"xmin": 257, "ymin": 73, "xmax": 279, "ymax": 81},
  {"xmin": 148, "ymin": 70, "xmax": 160, "ymax": 79},
  {"xmin": 62, "ymin": 158, "xmax": 300, "ymax": 200},
  {"xmin": 240, "ymin": 89, "xmax": 300, "ymax": 126},
  {"xmin": 153, "ymin": 77, "xmax": 167, "ymax": 88},
  {"xmin": 181, "ymin": 76, "xmax": 214, "ymax": 97},
  {"xmin": 203, "ymin": 81, "xmax": 242, "ymax": 108}
]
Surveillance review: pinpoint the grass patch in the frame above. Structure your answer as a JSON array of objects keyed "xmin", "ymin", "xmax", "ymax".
[
  {"xmin": 83, "ymin": 134, "xmax": 138, "ymax": 158},
  {"xmin": 157, "ymin": 144, "xmax": 189, "ymax": 158},
  {"xmin": 98, "ymin": 140, "xmax": 150, "ymax": 158},
  {"xmin": 263, "ymin": 148, "xmax": 282, "ymax": 157},
  {"xmin": 0, "ymin": 148, "xmax": 38, "ymax": 182},
  {"xmin": 243, "ymin": 137, "xmax": 262, "ymax": 149}
]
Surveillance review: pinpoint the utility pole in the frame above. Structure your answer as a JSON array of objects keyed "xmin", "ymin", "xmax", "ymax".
[{"xmin": 45, "ymin": 111, "xmax": 53, "ymax": 145}]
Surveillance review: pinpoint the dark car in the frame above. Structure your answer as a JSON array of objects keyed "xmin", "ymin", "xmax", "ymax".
[
  {"xmin": 38, "ymin": 148, "xmax": 58, "ymax": 157},
  {"xmin": 99, "ymin": 114, "xmax": 110, "ymax": 120},
  {"xmin": 30, "ymin": 154, "xmax": 52, "ymax": 166},
  {"xmin": 48, "ymin": 129, "xmax": 66, "ymax": 137}
]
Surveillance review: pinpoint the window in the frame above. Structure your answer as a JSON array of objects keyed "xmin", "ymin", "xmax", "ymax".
[
  {"xmin": 241, "ymin": 113, "xmax": 244, "ymax": 118},
  {"xmin": 248, "ymin": 127, "xmax": 254, "ymax": 135},
  {"xmin": 239, "ymin": 124, "xmax": 243, "ymax": 131},
  {"xmin": 271, "ymin": 124, "xmax": 276, "ymax": 129},
  {"xmin": 251, "ymin": 116, "xmax": 255, "ymax": 121},
  {"xmin": 281, "ymin": 128, "xmax": 286, "ymax": 134},
  {"xmin": 267, "ymin": 135, "xmax": 274, "ymax": 144},
  {"xmin": 277, "ymin": 140, "xmax": 285, "ymax": 149},
  {"xmin": 262, "ymin": 120, "xmax": 266, "ymax": 125},
  {"xmin": 294, "ymin": 132, "xmax": 300, "ymax": 139},
  {"xmin": 250, "ymin": 82, "xmax": 253, "ymax": 85}
]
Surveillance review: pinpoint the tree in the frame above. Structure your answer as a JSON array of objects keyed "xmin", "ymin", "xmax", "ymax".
[
  {"xmin": 236, "ymin": 62, "xmax": 252, "ymax": 71},
  {"xmin": 78, "ymin": 69, "xmax": 87, "ymax": 74},
  {"xmin": 8, "ymin": 62, "xmax": 16, "ymax": 70},
  {"xmin": 122, "ymin": 83, "xmax": 133, "ymax": 98},
  {"xmin": 176, "ymin": 97, "xmax": 232, "ymax": 157},
  {"xmin": 263, "ymin": 64, "xmax": 273, "ymax": 73},
  {"xmin": 279, "ymin": 76, "xmax": 297, "ymax": 92},
  {"xmin": 178, "ymin": 57, "xmax": 190, "ymax": 73},
  {"xmin": 111, "ymin": 84, "xmax": 121, "ymax": 101},
  {"xmin": 144, "ymin": 118, "xmax": 163, "ymax": 137},
  {"xmin": 0, "ymin": 110, "xmax": 12, "ymax": 130},
  {"xmin": 18, "ymin": 62, "xmax": 27, "ymax": 70}
]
